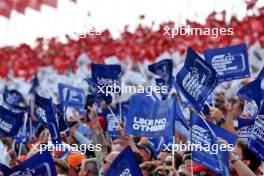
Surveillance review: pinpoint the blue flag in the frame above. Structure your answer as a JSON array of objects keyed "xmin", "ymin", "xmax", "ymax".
[
  {"xmin": 149, "ymin": 135, "xmax": 173, "ymax": 156},
  {"xmin": 29, "ymin": 75, "xmax": 39, "ymax": 94},
  {"xmin": 204, "ymin": 44, "xmax": 250, "ymax": 82},
  {"xmin": 176, "ymin": 47, "xmax": 218, "ymax": 112},
  {"xmin": 86, "ymin": 64, "xmax": 121, "ymax": 104},
  {"xmin": 3, "ymin": 87, "xmax": 29, "ymax": 111},
  {"xmin": 237, "ymin": 118, "xmax": 255, "ymax": 143},
  {"xmin": 155, "ymin": 78, "xmax": 172, "ymax": 100},
  {"xmin": 202, "ymin": 95, "xmax": 215, "ymax": 115},
  {"xmin": 87, "ymin": 80, "xmax": 113, "ymax": 105},
  {"xmin": 174, "ymin": 81, "xmax": 191, "ymax": 108},
  {"xmin": 149, "ymin": 59, "xmax": 174, "ymax": 100},
  {"xmin": 125, "ymin": 93, "xmax": 174, "ymax": 137},
  {"xmin": 102, "ymin": 108, "xmax": 120, "ymax": 138},
  {"xmin": 105, "ymin": 146, "xmax": 142, "ymax": 176},
  {"xmin": 0, "ymin": 150, "xmax": 57, "ymax": 176},
  {"xmin": 237, "ymin": 67, "xmax": 264, "ymax": 109},
  {"xmin": 15, "ymin": 118, "xmax": 37, "ymax": 144},
  {"xmin": 56, "ymin": 103, "xmax": 69, "ymax": 135},
  {"xmin": 174, "ymin": 99, "xmax": 189, "ymax": 130},
  {"xmin": 34, "ymin": 93, "xmax": 61, "ymax": 144},
  {"xmin": 206, "ymin": 94, "xmax": 215, "ymax": 106},
  {"xmin": 0, "ymin": 106, "xmax": 24, "ymax": 137},
  {"xmin": 91, "ymin": 63, "xmax": 121, "ymax": 86},
  {"xmin": 242, "ymin": 101, "xmax": 258, "ymax": 119},
  {"xmin": 207, "ymin": 120, "xmax": 237, "ymax": 145},
  {"xmin": 191, "ymin": 113, "xmax": 230, "ymax": 175},
  {"xmin": 248, "ymin": 115, "xmax": 264, "ymax": 161},
  {"xmin": 34, "ymin": 93, "xmax": 52, "ymax": 127},
  {"xmin": 58, "ymin": 83, "xmax": 86, "ymax": 109},
  {"xmin": 148, "ymin": 59, "xmax": 173, "ymax": 81}
]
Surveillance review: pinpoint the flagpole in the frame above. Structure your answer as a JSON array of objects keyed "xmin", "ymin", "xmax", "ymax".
[
  {"xmin": 190, "ymin": 117, "xmax": 194, "ymax": 176},
  {"xmin": 107, "ymin": 105, "xmax": 119, "ymax": 122},
  {"xmin": 205, "ymin": 102, "xmax": 212, "ymax": 109},
  {"xmin": 29, "ymin": 98, "xmax": 34, "ymax": 138},
  {"xmin": 191, "ymin": 151, "xmax": 194, "ymax": 176},
  {"xmin": 199, "ymin": 112, "xmax": 217, "ymax": 137},
  {"xmin": 119, "ymin": 95, "xmax": 122, "ymax": 123},
  {"xmin": 29, "ymin": 117, "xmax": 33, "ymax": 139},
  {"xmin": 18, "ymin": 113, "xmax": 29, "ymax": 156},
  {"xmin": 199, "ymin": 112, "xmax": 225, "ymax": 173}
]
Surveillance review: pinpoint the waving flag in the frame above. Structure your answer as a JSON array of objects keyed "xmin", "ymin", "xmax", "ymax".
[
  {"xmin": 87, "ymin": 64, "xmax": 121, "ymax": 104},
  {"xmin": 105, "ymin": 146, "xmax": 142, "ymax": 176},
  {"xmin": 242, "ymin": 100, "xmax": 258, "ymax": 119},
  {"xmin": 0, "ymin": 150, "xmax": 57, "ymax": 176},
  {"xmin": 174, "ymin": 99, "xmax": 189, "ymax": 130},
  {"xmin": 29, "ymin": 75, "xmax": 39, "ymax": 94},
  {"xmin": 15, "ymin": 118, "xmax": 37, "ymax": 144},
  {"xmin": 56, "ymin": 103, "xmax": 69, "ymax": 135},
  {"xmin": 191, "ymin": 113, "xmax": 230, "ymax": 176},
  {"xmin": 149, "ymin": 59, "xmax": 174, "ymax": 100},
  {"xmin": 237, "ymin": 118, "xmax": 255, "ymax": 143},
  {"xmin": 207, "ymin": 120, "xmax": 237, "ymax": 145},
  {"xmin": 58, "ymin": 83, "xmax": 86, "ymax": 109},
  {"xmin": 102, "ymin": 108, "xmax": 120, "ymax": 138},
  {"xmin": 125, "ymin": 93, "xmax": 175, "ymax": 137},
  {"xmin": 0, "ymin": 106, "xmax": 24, "ymax": 137},
  {"xmin": 206, "ymin": 94, "xmax": 215, "ymax": 106},
  {"xmin": 34, "ymin": 93, "xmax": 61, "ymax": 144},
  {"xmin": 204, "ymin": 44, "xmax": 250, "ymax": 82},
  {"xmin": 148, "ymin": 59, "xmax": 173, "ymax": 82},
  {"xmin": 176, "ymin": 47, "xmax": 218, "ymax": 112},
  {"xmin": 174, "ymin": 81, "xmax": 191, "ymax": 108},
  {"xmin": 34, "ymin": 93, "xmax": 52, "ymax": 127},
  {"xmin": 87, "ymin": 80, "xmax": 113, "ymax": 105},
  {"xmin": 248, "ymin": 115, "xmax": 264, "ymax": 161},
  {"xmin": 155, "ymin": 78, "xmax": 172, "ymax": 100},
  {"xmin": 149, "ymin": 135, "xmax": 173, "ymax": 156},
  {"xmin": 3, "ymin": 87, "xmax": 29, "ymax": 111},
  {"xmin": 91, "ymin": 64, "xmax": 121, "ymax": 87},
  {"xmin": 237, "ymin": 67, "xmax": 264, "ymax": 109}
]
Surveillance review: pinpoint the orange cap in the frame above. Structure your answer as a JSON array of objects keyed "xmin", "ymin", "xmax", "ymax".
[
  {"xmin": 67, "ymin": 152, "xmax": 86, "ymax": 167},
  {"xmin": 17, "ymin": 155, "xmax": 27, "ymax": 162}
]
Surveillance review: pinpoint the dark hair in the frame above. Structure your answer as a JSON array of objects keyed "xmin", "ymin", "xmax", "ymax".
[
  {"xmin": 140, "ymin": 161, "xmax": 156, "ymax": 174},
  {"xmin": 0, "ymin": 137, "xmax": 12, "ymax": 149},
  {"xmin": 236, "ymin": 140, "xmax": 261, "ymax": 172},
  {"xmin": 174, "ymin": 153, "xmax": 183, "ymax": 170},
  {"xmin": 136, "ymin": 142, "xmax": 156, "ymax": 160},
  {"xmin": 54, "ymin": 159, "xmax": 69, "ymax": 174},
  {"xmin": 133, "ymin": 152, "xmax": 144, "ymax": 165}
]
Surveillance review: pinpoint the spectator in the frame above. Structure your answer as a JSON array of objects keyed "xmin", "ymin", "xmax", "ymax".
[{"xmin": 78, "ymin": 158, "xmax": 98, "ymax": 176}]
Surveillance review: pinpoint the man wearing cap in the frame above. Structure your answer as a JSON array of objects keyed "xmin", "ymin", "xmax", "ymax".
[
  {"xmin": 136, "ymin": 142, "xmax": 156, "ymax": 162},
  {"xmin": 67, "ymin": 152, "xmax": 87, "ymax": 176}
]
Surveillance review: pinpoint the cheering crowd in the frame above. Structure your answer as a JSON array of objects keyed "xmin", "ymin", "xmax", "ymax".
[
  {"xmin": 0, "ymin": 2, "xmax": 264, "ymax": 175},
  {"xmin": 0, "ymin": 40, "xmax": 263, "ymax": 176}
]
